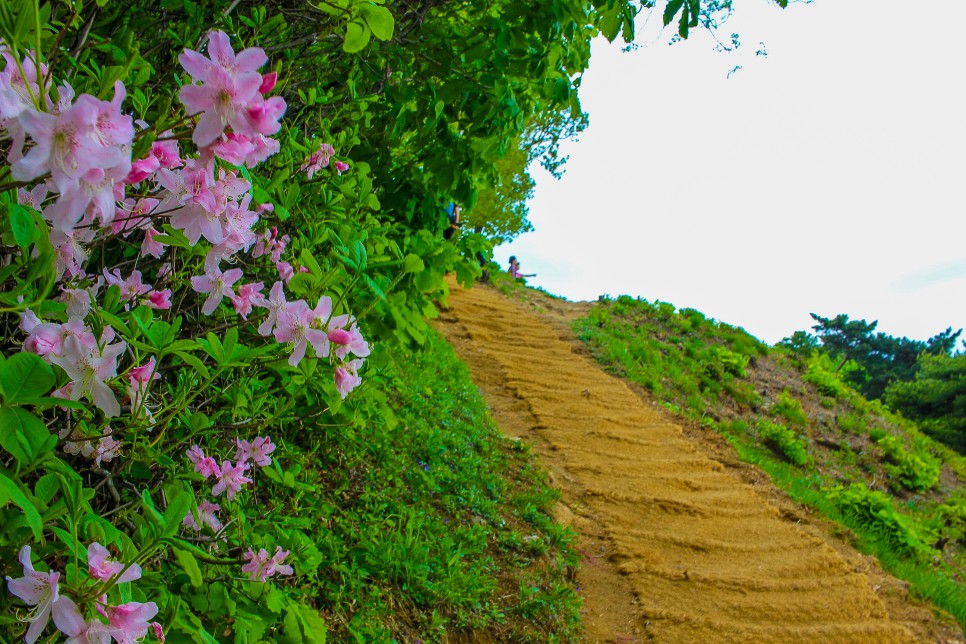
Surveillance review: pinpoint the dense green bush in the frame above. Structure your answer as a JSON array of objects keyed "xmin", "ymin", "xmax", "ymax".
[
  {"xmin": 827, "ymin": 485, "xmax": 937, "ymax": 560},
  {"xmin": 875, "ymin": 435, "xmax": 941, "ymax": 493},
  {"xmin": 757, "ymin": 420, "xmax": 809, "ymax": 466},
  {"xmin": 771, "ymin": 389, "xmax": 808, "ymax": 427}
]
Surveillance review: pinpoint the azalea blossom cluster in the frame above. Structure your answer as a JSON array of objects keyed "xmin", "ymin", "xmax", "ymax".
[
  {"xmin": 2, "ymin": 29, "xmax": 371, "ymax": 637},
  {"xmin": 5, "ymin": 544, "xmax": 162, "ymax": 644},
  {"xmin": 300, "ymin": 142, "xmax": 349, "ymax": 178},
  {"xmin": 185, "ymin": 437, "xmax": 294, "ymax": 582},
  {"xmin": 1, "ymin": 29, "xmax": 371, "ymax": 437},
  {"xmin": 241, "ymin": 546, "xmax": 293, "ymax": 582}
]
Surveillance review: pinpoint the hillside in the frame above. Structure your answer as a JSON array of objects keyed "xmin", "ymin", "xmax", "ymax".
[{"xmin": 436, "ymin": 276, "xmax": 965, "ymax": 642}]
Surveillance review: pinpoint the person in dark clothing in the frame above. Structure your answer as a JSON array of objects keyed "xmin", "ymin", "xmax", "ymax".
[{"xmin": 443, "ymin": 203, "xmax": 462, "ymax": 240}]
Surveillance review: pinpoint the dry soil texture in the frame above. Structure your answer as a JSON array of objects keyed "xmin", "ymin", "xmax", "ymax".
[{"xmin": 435, "ymin": 280, "xmax": 959, "ymax": 644}]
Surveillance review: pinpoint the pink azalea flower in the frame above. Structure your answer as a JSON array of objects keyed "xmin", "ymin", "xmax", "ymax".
[
  {"xmin": 82, "ymin": 80, "xmax": 135, "ymax": 157},
  {"xmin": 275, "ymin": 260, "xmax": 294, "ymax": 283},
  {"xmin": 178, "ymin": 30, "xmax": 269, "ymax": 147},
  {"xmin": 273, "ymin": 299, "xmax": 329, "ymax": 367},
  {"xmin": 259, "ymin": 72, "xmax": 278, "ymax": 94},
  {"xmin": 334, "ymin": 359, "xmax": 365, "ymax": 399},
  {"xmin": 190, "ymin": 265, "xmax": 243, "ymax": 315},
  {"xmin": 300, "ymin": 143, "xmax": 334, "ymax": 179},
  {"xmin": 238, "ymin": 94, "xmax": 286, "ymax": 137},
  {"xmin": 207, "ymin": 132, "xmax": 255, "ymax": 166},
  {"xmin": 103, "ymin": 268, "xmax": 152, "ymax": 308},
  {"xmin": 211, "ymin": 460, "xmax": 252, "ymax": 500},
  {"xmin": 245, "ymin": 133, "xmax": 280, "ymax": 166},
  {"xmin": 235, "ymin": 436, "xmax": 276, "ymax": 467},
  {"xmin": 48, "ymin": 332, "xmax": 125, "ymax": 417},
  {"xmin": 92, "ymin": 434, "xmax": 121, "ymax": 466},
  {"xmin": 141, "ymin": 226, "xmax": 167, "ymax": 259},
  {"xmin": 127, "ymin": 356, "xmax": 160, "ymax": 408},
  {"xmin": 125, "ymin": 154, "xmax": 161, "ymax": 184},
  {"xmin": 23, "ymin": 320, "xmax": 68, "ymax": 358},
  {"xmin": 49, "ymin": 225, "xmax": 93, "ymax": 280},
  {"xmin": 183, "ymin": 499, "xmax": 222, "ymax": 532},
  {"xmin": 151, "ymin": 135, "xmax": 183, "ymax": 169},
  {"xmin": 150, "ymin": 621, "xmax": 165, "ymax": 642},
  {"xmin": 143, "ymin": 288, "xmax": 172, "ymax": 310},
  {"xmin": 252, "ymin": 226, "xmax": 288, "ymax": 261},
  {"xmin": 334, "ymin": 160, "xmax": 350, "ymax": 175},
  {"xmin": 186, "ymin": 445, "xmax": 220, "ymax": 479},
  {"xmin": 63, "ymin": 617, "xmax": 113, "ymax": 644},
  {"xmin": 87, "ymin": 542, "xmax": 142, "ymax": 583},
  {"xmin": 254, "ymin": 281, "xmax": 288, "ymax": 337},
  {"xmin": 17, "ymin": 184, "xmax": 47, "ymax": 210},
  {"xmin": 158, "ymin": 159, "xmax": 222, "ymax": 244},
  {"xmin": 105, "ymin": 601, "xmax": 158, "ymax": 644},
  {"xmin": 5, "ymin": 545, "xmax": 85, "ymax": 644},
  {"xmin": 241, "ymin": 546, "xmax": 293, "ymax": 582},
  {"xmin": 230, "ymin": 281, "xmax": 264, "ymax": 319},
  {"xmin": 12, "ymin": 90, "xmax": 99, "ymax": 188},
  {"xmin": 57, "ymin": 287, "xmax": 93, "ymax": 318},
  {"xmin": 327, "ymin": 315, "xmax": 371, "ymax": 360}
]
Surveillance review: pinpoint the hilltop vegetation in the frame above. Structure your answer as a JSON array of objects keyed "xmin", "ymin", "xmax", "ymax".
[{"xmin": 575, "ymin": 294, "xmax": 966, "ymax": 628}]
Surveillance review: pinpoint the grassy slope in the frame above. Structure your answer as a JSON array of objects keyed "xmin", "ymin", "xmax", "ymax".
[
  {"xmin": 313, "ymin": 329, "xmax": 580, "ymax": 641},
  {"xmin": 574, "ymin": 293, "xmax": 966, "ymax": 629}
]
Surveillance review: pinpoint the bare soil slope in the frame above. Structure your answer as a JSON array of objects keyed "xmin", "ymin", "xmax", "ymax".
[{"xmin": 435, "ymin": 280, "xmax": 957, "ymax": 643}]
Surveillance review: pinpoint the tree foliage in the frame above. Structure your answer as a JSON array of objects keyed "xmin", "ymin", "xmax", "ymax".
[
  {"xmin": 807, "ymin": 313, "xmax": 961, "ymax": 400},
  {"xmin": 885, "ymin": 354, "xmax": 966, "ymax": 453}
]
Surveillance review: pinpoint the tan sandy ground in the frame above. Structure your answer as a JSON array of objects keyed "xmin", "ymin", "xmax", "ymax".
[{"xmin": 435, "ymin": 278, "xmax": 964, "ymax": 644}]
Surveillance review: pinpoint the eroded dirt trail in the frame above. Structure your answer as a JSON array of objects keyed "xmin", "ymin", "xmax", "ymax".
[{"xmin": 435, "ymin": 281, "xmax": 922, "ymax": 643}]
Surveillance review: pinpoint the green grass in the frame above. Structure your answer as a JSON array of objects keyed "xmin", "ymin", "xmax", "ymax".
[
  {"xmin": 575, "ymin": 294, "xmax": 966, "ymax": 631},
  {"xmin": 308, "ymin": 329, "xmax": 581, "ymax": 641}
]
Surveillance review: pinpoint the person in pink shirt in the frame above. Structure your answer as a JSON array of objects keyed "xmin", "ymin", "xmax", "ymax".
[{"xmin": 507, "ymin": 256, "xmax": 535, "ymax": 280}]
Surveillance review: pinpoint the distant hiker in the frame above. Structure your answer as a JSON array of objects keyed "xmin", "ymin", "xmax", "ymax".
[
  {"xmin": 443, "ymin": 202, "xmax": 462, "ymax": 240},
  {"xmin": 474, "ymin": 226, "xmax": 490, "ymax": 282},
  {"xmin": 508, "ymin": 256, "xmax": 535, "ymax": 280}
]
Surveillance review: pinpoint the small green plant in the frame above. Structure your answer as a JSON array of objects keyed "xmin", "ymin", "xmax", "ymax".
[
  {"xmin": 875, "ymin": 435, "xmax": 941, "ymax": 493},
  {"xmin": 803, "ymin": 354, "xmax": 862, "ymax": 399},
  {"xmin": 771, "ymin": 389, "xmax": 808, "ymax": 426},
  {"xmin": 827, "ymin": 484, "xmax": 936, "ymax": 560},
  {"xmin": 758, "ymin": 420, "xmax": 809, "ymax": 466},
  {"xmin": 706, "ymin": 345, "xmax": 750, "ymax": 379}
]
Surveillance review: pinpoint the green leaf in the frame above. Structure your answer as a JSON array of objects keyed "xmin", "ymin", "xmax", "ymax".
[
  {"xmin": 174, "ymin": 351, "xmax": 210, "ymax": 380},
  {"xmin": 174, "ymin": 548, "xmax": 204, "ymax": 587},
  {"xmin": 343, "ymin": 21, "xmax": 370, "ymax": 53},
  {"xmin": 7, "ymin": 203, "xmax": 37, "ymax": 247},
  {"xmin": 363, "ymin": 274, "xmax": 386, "ymax": 300},
  {"xmin": 0, "ymin": 407, "xmax": 56, "ymax": 463},
  {"xmin": 663, "ymin": 0, "xmax": 684, "ymax": 26},
  {"xmin": 402, "ymin": 254, "xmax": 425, "ymax": 274},
  {"xmin": 0, "ymin": 352, "xmax": 54, "ymax": 402},
  {"xmin": 163, "ymin": 482, "xmax": 194, "ymax": 538},
  {"xmin": 204, "ymin": 332, "xmax": 225, "ymax": 363},
  {"xmin": 0, "ymin": 472, "xmax": 44, "ymax": 540},
  {"xmin": 281, "ymin": 608, "xmax": 304, "ymax": 644},
  {"xmin": 299, "ymin": 248, "xmax": 322, "ymax": 277},
  {"xmin": 359, "ymin": 3, "xmax": 394, "ymax": 41}
]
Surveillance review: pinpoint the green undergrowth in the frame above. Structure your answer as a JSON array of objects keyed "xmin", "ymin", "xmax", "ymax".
[
  {"xmin": 313, "ymin": 329, "xmax": 580, "ymax": 641},
  {"xmin": 575, "ymin": 294, "xmax": 966, "ymax": 631}
]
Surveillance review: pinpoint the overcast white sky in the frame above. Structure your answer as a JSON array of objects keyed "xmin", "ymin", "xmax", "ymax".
[{"xmin": 495, "ymin": 0, "xmax": 966, "ymax": 345}]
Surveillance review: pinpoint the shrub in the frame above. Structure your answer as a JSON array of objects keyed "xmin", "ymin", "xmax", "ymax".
[
  {"xmin": 710, "ymin": 346, "xmax": 750, "ymax": 379},
  {"xmin": 827, "ymin": 484, "xmax": 936, "ymax": 560},
  {"xmin": 771, "ymin": 389, "xmax": 808, "ymax": 427},
  {"xmin": 758, "ymin": 420, "xmax": 809, "ymax": 466},
  {"xmin": 875, "ymin": 435, "xmax": 941, "ymax": 493}
]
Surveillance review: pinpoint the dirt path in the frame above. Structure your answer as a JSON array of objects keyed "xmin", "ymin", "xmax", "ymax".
[{"xmin": 435, "ymin": 280, "xmax": 955, "ymax": 643}]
